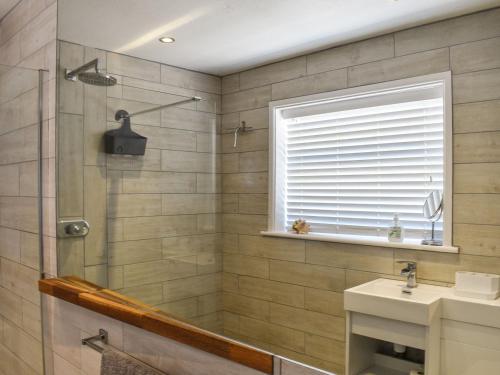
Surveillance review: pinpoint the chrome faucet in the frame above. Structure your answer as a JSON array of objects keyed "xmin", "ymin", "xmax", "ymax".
[{"xmin": 397, "ymin": 261, "xmax": 417, "ymax": 293}]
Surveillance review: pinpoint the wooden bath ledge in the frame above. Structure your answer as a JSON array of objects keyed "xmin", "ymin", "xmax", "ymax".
[{"xmin": 39, "ymin": 277, "xmax": 274, "ymax": 374}]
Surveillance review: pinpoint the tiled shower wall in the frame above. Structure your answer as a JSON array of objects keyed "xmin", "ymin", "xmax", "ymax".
[
  {"xmin": 56, "ymin": 41, "xmax": 224, "ymax": 331},
  {"xmin": 220, "ymin": 7, "xmax": 500, "ymax": 374},
  {"xmin": 0, "ymin": 0, "xmax": 57, "ymax": 374}
]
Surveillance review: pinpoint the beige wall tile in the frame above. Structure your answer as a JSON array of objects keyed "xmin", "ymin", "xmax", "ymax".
[
  {"xmin": 238, "ymin": 194, "xmax": 268, "ymax": 215},
  {"xmin": 122, "ymin": 215, "xmax": 197, "ymax": 240},
  {"xmin": 272, "ymin": 69, "xmax": 347, "ymax": 101},
  {"xmin": 3, "ymin": 319, "xmax": 43, "ymax": 373},
  {"xmin": 239, "ymin": 234, "xmax": 305, "ymax": 262},
  {"xmin": 107, "ymin": 52, "xmax": 161, "ymax": 82},
  {"xmin": 0, "ymin": 286, "xmax": 23, "ymax": 325},
  {"xmin": 454, "ymin": 223, "xmax": 500, "ymax": 257},
  {"xmin": 122, "ymin": 171, "xmax": 196, "ymax": 194},
  {"xmin": 223, "ymin": 172, "xmax": 268, "ymax": 193},
  {"xmin": 123, "ymin": 256, "xmax": 197, "ymax": 287},
  {"xmin": 239, "ymin": 150, "xmax": 268, "ymax": 172},
  {"xmin": 83, "ymin": 71, "xmax": 107, "ymax": 166},
  {"xmin": 18, "ymin": 2, "xmax": 56, "ymax": 60},
  {"xmin": 454, "ymin": 132, "xmax": 500, "ymax": 163},
  {"xmin": 223, "ymin": 292, "xmax": 270, "ymax": 321},
  {"xmin": 304, "ymin": 288, "xmax": 344, "ymax": 317},
  {"xmin": 196, "ymin": 249, "xmax": 222, "ymax": 274},
  {"xmin": 222, "ymin": 86, "xmax": 271, "ymax": 114},
  {"xmin": 108, "ymin": 239, "xmax": 162, "ymax": 266},
  {"xmin": 453, "ymin": 100, "xmax": 500, "ymax": 134},
  {"xmin": 84, "ymin": 166, "xmax": 107, "ymax": 266},
  {"xmin": 162, "ymin": 107, "xmax": 218, "ymax": 133},
  {"xmin": 305, "ymin": 334, "xmax": 345, "ymax": 366},
  {"xmin": 270, "ymin": 303, "xmax": 344, "ymax": 341},
  {"xmin": 395, "ymin": 8, "xmax": 500, "ymax": 55},
  {"xmin": 454, "ymin": 194, "xmax": 500, "ymax": 225},
  {"xmin": 307, "ymin": 35, "xmax": 394, "ymax": 74},
  {"xmin": 20, "ymin": 232, "xmax": 39, "ymax": 269},
  {"xmin": 133, "ymin": 124, "xmax": 197, "ymax": 151},
  {"xmin": 107, "ymin": 97, "xmax": 160, "ymax": 126},
  {"xmin": 454, "ymin": 163, "xmax": 500, "ymax": 193},
  {"xmin": 161, "ymin": 150, "xmax": 218, "ymax": 173},
  {"xmin": 1, "ymin": 259, "xmax": 40, "ymax": 306},
  {"xmin": 161, "ymin": 65, "xmax": 220, "ymax": 94},
  {"xmin": 451, "ymin": 37, "xmax": 500, "ymax": 74},
  {"xmin": 84, "ymin": 264, "xmax": 107, "ymax": 287},
  {"xmin": 240, "ymin": 57, "xmax": 307, "ymax": 90},
  {"xmin": 0, "ymin": 196, "xmax": 38, "ymax": 233},
  {"xmin": 58, "ymin": 42, "xmax": 84, "ymax": 115},
  {"xmin": 162, "ymin": 194, "xmax": 220, "ymax": 215},
  {"xmin": 222, "ymin": 273, "xmax": 239, "ymax": 295},
  {"xmin": 0, "ymin": 125, "xmax": 38, "ymax": 165},
  {"xmin": 197, "ymin": 173, "xmax": 221, "ymax": 194},
  {"xmin": 305, "ymin": 241, "xmax": 394, "ymax": 274},
  {"xmin": 240, "ymin": 108, "xmax": 269, "ymax": 130},
  {"xmin": 238, "ymin": 276, "xmax": 305, "ymax": 308},
  {"xmin": 348, "ymin": 48, "xmax": 449, "ymax": 87},
  {"xmin": 222, "ymin": 153, "xmax": 239, "ymax": 173},
  {"xmin": 58, "ymin": 113, "xmax": 83, "ymax": 217},
  {"xmin": 158, "ymin": 297, "xmax": 199, "ymax": 319},
  {"xmin": 163, "ymin": 273, "xmax": 221, "ymax": 302},
  {"xmin": 222, "ymin": 128, "xmax": 268, "ymax": 153},
  {"xmin": 453, "ymin": 69, "xmax": 500, "ymax": 104},
  {"xmin": 107, "ymin": 148, "xmax": 161, "ymax": 172},
  {"xmin": 119, "ymin": 283, "xmax": 163, "ymax": 305},
  {"xmin": 239, "ymin": 316, "xmax": 305, "ymax": 353},
  {"xmin": 222, "ymin": 213, "xmax": 267, "ymax": 235},
  {"xmin": 162, "ymin": 234, "xmax": 218, "ymax": 258},
  {"xmin": 223, "ymin": 254, "xmax": 269, "ymax": 279},
  {"xmin": 19, "ymin": 161, "xmax": 37, "ymax": 196},
  {"xmin": 221, "ymin": 74, "xmax": 240, "ymax": 94},
  {"xmin": 108, "ymin": 194, "xmax": 162, "ymax": 218},
  {"xmin": 0, "ymin": 227, "xmax": 21, "ymax": 262},
  {"xmin": 270, "ymin": 260, "xmax": 345, "ymax": 292},
  {"xmin": 0, "ymin": 165, "xmax": 19, "ymax": 195}
]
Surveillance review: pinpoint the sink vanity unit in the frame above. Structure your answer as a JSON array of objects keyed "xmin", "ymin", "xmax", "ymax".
[{"xmin": 344, "ymin": 278, "xmax": 500, "ymax": 375}]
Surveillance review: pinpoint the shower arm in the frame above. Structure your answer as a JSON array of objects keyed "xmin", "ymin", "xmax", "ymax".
[
  {"xmin": 115, "ymin": 96, "xmax": 203, "ymax": 120},
  {"xmin": 65, "ymin": 58, "xmax": 99, "ymax": 80}
]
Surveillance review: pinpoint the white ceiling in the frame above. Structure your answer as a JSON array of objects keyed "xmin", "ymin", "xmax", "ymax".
[
  {"xmin": 0, "ymin": 0, "xmax": 20, "ymax": 21},
  {"xmin": 58, "ymin": 0, "xmax": 500, "ymax": 76}
]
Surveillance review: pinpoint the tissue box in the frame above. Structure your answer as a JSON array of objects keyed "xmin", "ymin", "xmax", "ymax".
[{"xmin": 455, "ymin": 271, "xmax": 500, "ymax": 300}]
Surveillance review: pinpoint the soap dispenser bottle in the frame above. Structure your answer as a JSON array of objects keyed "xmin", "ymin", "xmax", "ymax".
[{"xmin": 388, "ymin": 213, "xmax": 404, "ymax": 242}]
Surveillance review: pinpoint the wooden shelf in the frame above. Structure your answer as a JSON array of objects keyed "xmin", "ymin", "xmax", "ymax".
[{"xmin": 39, "ymin": 276, "xmax": 274, "ymax": 374}]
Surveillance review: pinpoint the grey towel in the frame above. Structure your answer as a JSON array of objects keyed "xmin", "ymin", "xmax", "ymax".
[{"xmin": 101, "ymin": 348, "xmax": 165, "ymax": 375}]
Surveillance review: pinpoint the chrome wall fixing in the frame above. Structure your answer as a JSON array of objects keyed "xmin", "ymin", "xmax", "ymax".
[
  {"xmin": 115, "ymin": 96, "xmax": 202, "ymax": 120},
  {"xmin": 226, "ymin": 121, "xmax": 254, "ymax": 148},
  {"xmin": 82, "ymin": 329, "xmax": 108, "ymax": 353},
  {"xmin": 57, "ymin": 219, "xmax": 90, "ymax": 238}
]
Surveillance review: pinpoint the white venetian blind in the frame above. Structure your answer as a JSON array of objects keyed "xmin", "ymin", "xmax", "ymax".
[{"xmin": 276, "ymin": 81, "xmax": 445, "ymax": 240}]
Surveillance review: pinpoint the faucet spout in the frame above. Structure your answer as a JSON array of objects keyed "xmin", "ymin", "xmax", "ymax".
[{"xmin": 397, "ymin": 261, "xmax": 417, "ymax": 293}]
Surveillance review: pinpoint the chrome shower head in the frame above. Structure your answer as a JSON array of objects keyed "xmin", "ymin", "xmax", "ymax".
[
  {"xmin": 77, "ymin": 72, "xmax": 117, "ymax": 86},
  {"xmin": 65, "ymin": 58, "xmax": 117, "ymax": 86}
]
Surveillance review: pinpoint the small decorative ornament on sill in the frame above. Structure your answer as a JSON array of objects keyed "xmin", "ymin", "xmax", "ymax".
[
  {"xmin": 388, "ymin": 213, "xmax": 404, "ymax": 242},
  {"xmin": 292, "ymin": 219, "xmax": 310, "ymax": 234}
]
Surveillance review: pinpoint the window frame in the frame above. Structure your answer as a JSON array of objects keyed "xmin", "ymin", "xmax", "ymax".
[{"xmin": 265, "ymin": 72, "xmax": 457, "ymax": 253}]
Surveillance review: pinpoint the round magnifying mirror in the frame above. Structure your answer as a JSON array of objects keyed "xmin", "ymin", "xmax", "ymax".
[{"xmin": 422, "ymin": 190, "xmax": 443, "ymax": 246}]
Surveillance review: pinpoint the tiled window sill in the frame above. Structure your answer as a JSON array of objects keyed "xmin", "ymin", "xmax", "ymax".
[{"xmin": 261, "ymin": 231, "xmax": 459, "ymax": 253}]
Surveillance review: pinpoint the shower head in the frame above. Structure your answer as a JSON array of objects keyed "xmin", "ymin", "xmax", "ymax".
[
  {"xmin": 77, "ymin": 72, "xmax": 117, "ymax": 86},
  {"xmin": 65, "ymin": 58, "xmax": 117, "ymax": 86}
]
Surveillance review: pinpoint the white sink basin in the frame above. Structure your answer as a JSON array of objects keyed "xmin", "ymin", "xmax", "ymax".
[{"xmin": 344, "ymin": 279, "xmax": 450, "ymax": 325}]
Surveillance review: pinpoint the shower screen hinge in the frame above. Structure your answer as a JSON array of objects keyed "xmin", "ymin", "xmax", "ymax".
[{"xmin": 57, "ymin": 219, "xmax": 90, "ymax": 238}]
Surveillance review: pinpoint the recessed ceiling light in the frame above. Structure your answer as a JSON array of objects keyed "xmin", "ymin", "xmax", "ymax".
[{"xmin": 159, "ymin": 37, "xmax": 175, "ymax": 44}]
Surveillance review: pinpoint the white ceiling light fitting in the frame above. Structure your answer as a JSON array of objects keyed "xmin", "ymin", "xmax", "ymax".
[{"xmin": 159, "ymin": 36, "xmax": 175, "ymax": 43}]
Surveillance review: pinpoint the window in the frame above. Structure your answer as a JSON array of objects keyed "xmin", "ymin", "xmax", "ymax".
[{"xmin": 267, "ymin": 72, "xmax": 455, "ymax": 252}]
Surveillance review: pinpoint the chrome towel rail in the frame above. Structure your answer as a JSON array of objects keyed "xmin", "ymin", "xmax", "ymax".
[{"xmin": 82, "ymin": 329, "xmax": 108, "ymax": 353}]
